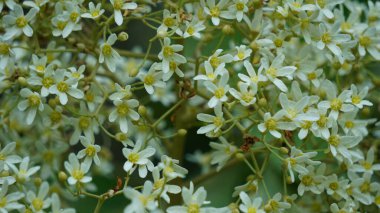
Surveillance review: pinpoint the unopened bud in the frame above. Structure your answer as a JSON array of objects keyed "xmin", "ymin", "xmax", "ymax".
[
  {"xmin": 17, "ymin": 77, "xmax": 27, "ymax": 86},
  {"xmin": 58, "ymin": 171, "xmax": 68, "ymax": 182},
  {"xmin": 222, "ymin": 25, "xmax": 234, "ymax": 35},
  {"xmin": 177, "ymin": 129, "xmax": 187, "ymax": 136},
  {"xmin": 138, "ymin": 105, "xmax": 147, "ymax": 117},
  {"xmin": 235, "ymin": 153, "xmax": 245, "ymax": 160},
  {"xmin": 34, "ymin": 177, "xmax": 42, "ymax": 187},
  {"xmin": 118, "ymin": 32, "xmax": 129, "ymax": 41},
  {"xmin": 264, "ymin": 204, "xmax": 273, "ymax": 212},
  {"xmin": 258, "ymin": 98, "xmax": 267, "ymax": 107},
  {"xmin": 280, "ymin": 147, "xmax": 289, "ymax": 154},
  {"xmin": 76, "ymin": 43, "xmax": 86, "ymax": 50}
]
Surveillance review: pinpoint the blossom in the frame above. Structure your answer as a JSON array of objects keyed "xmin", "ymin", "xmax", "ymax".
[
  {"xmin": 158, "ymin": 38, "xmax": 186, "ymax": 74},
  {"xmin": 239, "ymin": 191, "xmax": 265, "ymax": 213},
  {"xmin": 0, "ymin": 142, "xmax": 21, "ymax": 171},
  {"xmin": 203, "ymin": 0, "xmax": 229, "ymax": 26},
  {"xmin": 64, "ymin": 153, "xmax": 92, "ymax": 185},
  {"xmin": 318, "ymin": 84, "xmax": 354, "ymax": 120},
  {"xmin": 264, "ymin": 193, "xmax": 291, "ymax": 212},
  {"xmin": 109, "ymin": 98, "xmax": 140, "ymax": 133},
  {"xmin": 297, "ymin": 164, "xmax": 326, "ymax": 196},
  {"xmin": 10, "ymin": 157, "xmax": 40, "ymax": 183},
  {"xmin": 197, "ymin": 105, "xmax": 224, "ymax": 135},
  {"xmin": 139, "ymin": 63, "xmax": 165, "ymax": 94},
  {"xmin": 99, "ymin": 33, "xmax": 121, "ymax": 72},
  {"xmin": 111, "ymin": 0, "xmax": 137, "ymax": 26},
  {"xmin": 346, "ymin": 84, "xmax": 373, "ymax": 109},
  {"xmin": 2, "ymin": 5, "xmax": 38, "ymax": 39},
  {"xmin": 229, "ymin": 83, "xmax": 257, "ymax": 106},
  {"xmin": 158, "ymin": 155, "xmax": 188, "ymax": 179},
  {"xmin": 50, "ymin": 193, "xmax": 75, "ymax": 213},
  {"xmin": 285, "ymin": 147, "xmax": 320, "ymax": 183},
  {"xmin": 123, "ymin": 181, "xmax": 157, "ymax": 213},
  {"xmin": 181, "ymin": 19, "xmax": 205, "ymax": 38},
  {"xmin": 49, "ymin": 69, "xmax": 84, "ymax": 105},
  {"xmin": 151, "ymin": 167, "xmax": 181, "ymax": 203},
  {"xmin": 258, "ymin": 111, "xmax": 297, "ymax": 138},
  {"xmin": 17, "ymin": 88, "xmax": 44, "ymax": 125},
  {"xmin": 0, "ymin": 180, "xmax": 24, "ymax": 212},
  {"xmin": 194, "ymin": 61, "xmax": 227, "ymax": 82},
  {"xmin": 357, "ymin": 27, "xmax": 380, "ymax": 59},
  {"xmin": 210, "ymin": 137, "xmax": 237, "ymax": 171},
  {"xmin": 77, "ymin": 136, "xmax": 101, "ymax": 166},
  {"xmin": 26, "ymin": 182, "xmax": 51, "ymax": 213},
  {"xmin": 81, "ymin": 2, "xmax": 104, "ymax": 19},
  {"xmin": 122, "ymin": 140, "xmax": 155, "ymax": 178},
  {"xmin": 238, "ymin": 60, "xmax": 267, "ymax": 87},
  {"xmin": 350, "ymin": 147, "xmax": 380, "ymax": 174},
  {"xmin": 204, "ymin": 73, "xmax": 230, "ymax": 108},
  {"xmin": 234, "ymin": 45, "xmax": 252, "ymax": 61}
]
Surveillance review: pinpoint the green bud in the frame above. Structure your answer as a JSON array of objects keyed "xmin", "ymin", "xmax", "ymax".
[
  {"xmin": 177, "ymin": 129, "xmax": 187, "ymax": 136},
  {"xmin": 118, "ymin": 32, "xmax": 129, "ymax": 41},
  {"xmin": 58, "ymin": 171, "xmax": 68, "ymax": 182}
]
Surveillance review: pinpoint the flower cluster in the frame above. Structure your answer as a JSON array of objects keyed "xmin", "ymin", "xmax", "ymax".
[{"xmin": 1, "ymin": 0, "xmax": 380, "ymax": 212}]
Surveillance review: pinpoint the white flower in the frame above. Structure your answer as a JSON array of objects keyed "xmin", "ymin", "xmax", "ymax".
[
  {"xmin": 26, "ymin": 182, "xmax": 51, "ymax": 213},
  {"xmin": 265, "ymin": 193, "xmax": 291, "ymax": 213},
  {"xmin": 357, "ymin": 27, "xmax": 380, "ymax": 59},
  {"xmin": 23, "ymin": 0, "xmax": 48, "ymax": 11},
  {"xmin": 204, "ymin": 0, "xmax": 229, "ymax": 26},
  {"xmin": 338, "ymin": 109, "xmax": 369, "ymax": 137},
  {"xmin": 109, "ymin": 83, "xmax": 133, "ymax": 101},
  {"xmin": 17, "ymin": 88, "xmax": 44, "ymax": 125},
  {"xmin": 234, "ymin": 45, "xmax": 252, "ymax": 61},
  {"xmin": 111, "ymin": 0, "xmax": 137, "ymax": 26},
  {"xmin": 323, "ymin": 123, "xmax": 362, "ymax": 164},
  {"xmin": 99, "ymin": 33, "xmax": 121, "ymax": 72},
  {"xmin": 323, "ymin": 174, "xmax": 349, "ymax": 199},
  {"xmin": 109, "ymin": 98, "xmax": 140, "ymax": 133},
  {"xmin": 232, "ymin": 177, "xmax": 258, "ymax": 197},
  {"xmin": 157, "ymin": 9, "xmax": 178, "ymax": 34},
  {"xmin": 27, "ymin": 64, "xmax": 55, "ymax": 97},
  {"xmin": 204, "ymin": 73, "xmax": 230, "ymax": 108},
  {"xmin": 229, "ymin": 83, "xmax": 257, "ymax": 106},
  {"xmin": 51, "ymin": 193, "xmax": 75, "ymax": 213},
  {"xmin": 0, "ymin": 142, "xmax": 21, "ymax": 171},
  {"xmin": 315, "ymin": 0, "xmax": 344, "ymax": 19},
  {"xmin": 70, "ymin": 115, "xmax": 98, "ymax": 145},
  {"xmin": 227, "ymin": 0, "xmax": 249, "ymax": 22},
  {"xmin": 279, "ymin": 93, "xmax": 317, "ymax": 121},
  {"xmin": 194, "ymin": 61, "xmax": 227, "ymax": 82},
  {"xmin": 0, "ymin": 39, "xmax": 14, "ymax": 70},
  {"xmin": 346, "ymin": 84, "xmax": 372, "ymax": 109},
  {"xmin": 151, "ymin": 167, "xmax": 181, "ymax": 203},
  {"xmin": 2, "ymin": 5, "xmax": 38, "ymax": 39},
  {"xmin": 318, "ymin": 81, "xmax": 354, "ymax": 119},
  {"xmin": 258, "ymin": 111, "xmax": 297, "ymax": 138},
  {"xmin": 158, "ymin": 38, "xmax": 186, "ymax": 74},
  {"xmin": 0, "ymin": 180, "xmax": 24, "ymax": 212},
  {"xmin": 181, "ymin": 19, "xmax": 205, "ymax": 38},
  {"xmin": 316, "ymin": 23, "xmax": 351, "ymax": 63},
  {"xmin": 349, "ymin": 172, "xmax": 379, "ymax": 205},
  {"xmin": 161, "ymin": 60, "xmax": 185, "ymax": 81},
  {"xmin": 29, "ymin": 54, "xmax": 48, "ymax": 74},
  {"xmin": 64, "ymin": 153, "xmax": 92, "ymax": 185},
  {"xmin": 285, "ymin": 147, "xmax": 320, "ymax": 183},
  {"xmin": 123, "ymin": 181, "xmax": 158, "ymax": 213},
  {"xmin": 122, "ymin": 140, "xmax": 155, "ymax": 178},
  {"xmin": 81, "ymin": 2, "xmax": 104, "ymax": 19},
  {"xmin": 210, "ymin": 137, "xmax": 237, "ymax": 171},
  {"xmin": 311, "ymin": 106, "xmax": 333, "ymax": 139},
  {"xmin": 10, "ymin": 157, "xmax": 40, "ymax": 183},
  {"xmin": 49, "ymin": 69, "xmax": 84, "ymax": 105},
  {"xmin": 207, "ymin": 49, "xmax": 233, "ymax": 68},
  {"xmin": 77, "ymin": 136, "xmax": 101, "ymax": 166},
  {"xmin": 197, "ymin": 105, "xmax": 224, "ymax": 135},
  {"xmin": 239, "ymin": 191, "xmax": 265, "ymax": 213},
  {"xmin": 167, "ymin": 182, "xmax": 216, "ymax": 213},
  {"xmin": 297, "ymin": 164, "xmax": 326, "ymax": 196},
  {"xmin": 0, "ymin": 0, "xmax": 15, "ymax": 13},
  {"xmin": 140, "ymin": 63, "xmax": 165, "ymax": 94},
  {"xmin": 350, "ymin": 147, "xmax": 380, "ymax": 174},
  {"xmin": 158, "ymin": 155, "xmax": 188, "ymax": 179},
  {"xmin": 259, "ymin": 54, "xmax": 297, "ymax": 92},
  {"xmin": 238, "ymin": 60, "xmax": 267, "ymax": 87}
]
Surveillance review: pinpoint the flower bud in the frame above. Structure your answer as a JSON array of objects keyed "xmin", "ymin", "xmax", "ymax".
[
  {"xmin": 264, "ymin": 204, "xmax": 273, "ymax": 212},
  {"xmin": 258, "ymin": 98, "xmax": 267, "ymax": 107},
  {"xmin": 58, "ymin": 171, "xmax": 68, "ymax": 182},
  {"xmin": 116, "ymin": 132, "xmax": 127, "ymax": 142},
  {"xmin": 34, "ymin": 177, "xmax": 42, "ymax": 187},
  {"xmin": 138, "ymin": 105, "xmax": 147, "ymax": 117},
  {"xmin": 235, "ymin": 153, "xmax": 245, "ymax": 160},
  {"xmin": 76, "ymin": 43, "xmax": 86, "ymax": 50},
  {"xmin": 17, "ymin": 77, "xmax": 27, "ymax": 86},
  {"xmin": 280, "ymin": 147, "xmax": 289, "ymax": 154},
  {"xmin": 222, "ymin": 25, "xmax": 234, "ymax": 35},
  {"xmin": 177, "ymin": 129, "xmax": 187, "ymax": 136},
  {"xmin": 157, "ymin": 29, "xmax": 167, "ymax": 38},
  {"xmin": 118, "ymin": 32, "xmax": 129, "ymax": 41}
]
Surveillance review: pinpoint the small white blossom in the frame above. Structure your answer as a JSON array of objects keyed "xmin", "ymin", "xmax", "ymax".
[
  {"xmin": 64, "ymin": 153, "xmax": 92, "ymax": 185},
  {"xmin": 17, "ymin": 88, "xmax": 44, "ymax": 125},
  {"xmin": 111, "ymin": 0, "xmax": 137, "ymax": 26},
  {"xmin": 122, "ymin": 140, "xmax": 155, "ymax": 178}
]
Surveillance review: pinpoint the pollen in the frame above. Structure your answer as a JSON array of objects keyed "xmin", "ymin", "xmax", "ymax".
[
  {"xmin": 210, "ymin": 7, "xmax": 220, "ymax": 17},
  {"xmin": 329, "ymin": 182, "xmax": 338, "ymax": 190},
  {"xmin": 57, "ymin": 81, "xmax": 69, "ymax": 92},
  {"xmin": 328, "ymin": 135, "xmax": 340, "ymax": 147},
  {"xmin": 28, "ymin": 95, "xmax": 40, "ymax": 107},
  {"xmin": 301, "ymin": 175, "xmax": 313, "ymax": 186},
  {"xmin": 187, "ymin": 203, "xmax": 200, "ymax": 213},
  {"xmin": 236, "ymin": 2, "xmax": 245, "ymax": 11},
  {"xmin": 163, "ymin": 17, "xmax": 175, "ymax": 27},
  {"xmin": 0, "ymin": 42, "xmax": 10, "ymax": 55},
  {"xmin": 70, "ymin": 12, "xmax": 79, "ymax": 22},
  {"xmin": 265, "ymin": 118, "xmax": 277, "ymax": 130},
  {"xmin": 214, "ymin": 87, "xmax": 225, "ymax": 99},
  {"xmin": 113, "ymin": 0, "xmax": 123, "ymax": 10},
  {"xmin": 57, "ymin": 21, "xmax": 67, "ymax": 30},
  {"xmin": 144, "ymin": 74, "xmax": 155, "ymax": 85},
  {"xmin": 330, "ymin": 98, "xmax": 342, "ymax": 111},
  {"xmin": 32, "ymin": 198, "xmax": 43, "ymax": 211},
  {"xmin": 163, "ymin": 46, "xmax": 174, "ymax": 58},
  {"xmin": 351, "ymin": 95, "xmax": 361, "ymax": 105},
  {"xmin": 78, "ymin": 117, "xmax": 90, "ymax": 130},
  {"xmin": 72, "ymin": 169, "xmax": 84, "ymax": 180},
  {"xmin": 117, "ymin": 103, "xmax": 130, "ymax": 116},
  {"xmin": 16, "ymin": 16, "xmax": 27, "ymax": 28},
  {"xmin": 359, "ymin": 36, "xmax": 371, "ymax": 47},
  {"xmin": 266, "ymin": 67, "xmax": 277, "ymax": 77},
  {"xmin": 102, "ymin": 44, "xmax": 113, "ymax": 56},
  {"xmin": 209, "ymin": 56, "xmax": 220, "ymax": 68},
  {"xmin": 85, "ymin": 145, "xmax": 97, "ymax": 157},
  {"xmin": 42, "ymin": 77, "xmax": 54, "ymax": 88},
  {"xmin": 186, "ymin": 26, "xmax": 195, "ymax": 35},
  {"xmin": 321, "ymin": 33, "xmax": 332, "ymax": 44},
  {"xmin": 344, "ymin": 121, "xmax": 354, "ymax": 129},
  {"xmin": 213, "ymin": 117, "xmax": 223, "ymax": 127}
]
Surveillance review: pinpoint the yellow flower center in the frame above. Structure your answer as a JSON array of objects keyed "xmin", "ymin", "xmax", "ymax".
[
  {"xmin": 72, "ymin": 169, "xmax": 84, "ymax": 180},
  {"xmin": 163, "ymin": 17, "xmax": 175, "ymax": 27},
  {"xmin": 289, "ymin": 158, "xmax": 297, "ymax": 166},
  {"xmin": 91, "ymin": 10, "xmax": 100, "ymax": 17},
  {"xmin": 360, "ymin": 181, "xmax": 370, "ymax": 193},
  {"xmin": 209, "ymin": 56, "xmax": 220, "ymax": 68},
  {"xmin": 329, "ymin": 182, "xmax": 338, "ymax": 190},
  {"xmin": 351, "ymin": 95, "xmax": 361, "ymax": 104},
  {"xmin": 42, "ymin": 77, "xmax": 54, "ymax": 88},
  {"xmin": 32, "ymin": 198, "xmax": 43, "ymax": 211},
  {"xmin": 210, "ymin": 7, "xmax": 220, "ymax": 17},
  {"xmin": 317, "ymin": 0, "xmax": 326, "ymax": 7},
  {"xmin": 361, "ymin": 161, "xmax": 372, "ymax": 170},
  {"xmin": 144, "ymin": 74, "xmax": 155, "ymax": 85},
  {"xmin": 344, "ymin": 121, "xmax": 354, "ymax": 129},
  {"xmin": 86, "ymin": 146, "xmax": 97, "ymax": 157},
  {"xmin": 321, "ymin": 33, "xmax": 332, "ymax": 44},
  {"xmin": 375, "ymin": 195, "xmax": 380, "ymax": 205},
  {"xmin": 28, "ymin": 94, "xmax": 40, "ymax": 107},
  {"xmin": 213, "ymin": 117, "xmax": 223, "ymax": 127},
  {"xmin": 330, "ymin": 98, "xmax": 342, "ymax": 111},
  {"xmin": 301, "ymin": 121, "xmax": 312, "ymax": 129},
  {"xmin": 57, "ymin": 21, "xmax": 67, "ymax": 30},
  {"xmin": 266, "ymin": 67, "xmax": 277, "ymax": 77},
  {"xmin": 359, "ymin": 36, "xmax": 371, "ymax": 47},
  {"xmin": 307, "ymin": 72, "xmax": 317, "ymax": 80},
  {"xmin": 317, "ymin": 115, "xmax": 327, "ymax": 127},
  {"xmin": 117, "ymin": 103, "xmax": 130, "ymax": 116},
  {"xmin": 16, "ymin": 16, "xmax": 27, "ymax": 28},
  {"xmin": 274, "ymin": 38, "xmax": 283, "ymax": 47},
  {"xmin": 163, "ymin": 46, "xmax": 174, "ymax": 58},
  {"xmin": 328, "ymin": 135, "xmax": 340, "ymax": 147},
  {"xmin": 241, "ymin": 92, "xmax": 254, "ymax": 103},
  {"xmin": 0, "ymin": 42, "xmax": 10, "ymax": 55},
  {"xmin": 341, "ymin": 22, "xmax": 352, "ymax": 31},
  {"xmin": 265, "ymin": 118, "xmax": 277, "ymax": 130},
  {"xmin": 301, "ymin": 175, "xmax": 313, "ymax": 186},
  {"xmin": 57, "ymin": 81, "xmax": 69, "ymax": 92},
  {"xmin": 153, "ymin": 178, "xmax": 165, "ymax": 190},
  {"xmin": 102, "ymin": 44, "xmax": 112, "ymax": 56},
  {"xmin": 0, "ymin": 197, "xmax": 6, "ymax": 207},
  {"xmin": 214, "ymin": 87, "xmax": 225, "ymax": 99},
  {"xmin": 78, "ymin": 117, "xmax": 90, "ymax": 130},
  {"xmin": 188, "ymin": 203, "xmax": 200, "ymax": 213},
  {"xmin": 236, "ymin": 2, "xmax": 245, "ymax": 11},
  {"xmin": 237, "ymin": 51, "xmax": 245, "ymax": 60},
  {"xmin": 187, "ymin": 26, "xmax": 195, "ymax": 35},
  {"xmin": 269, "ymin": 199, "xmax": 279, "ymax": 210},
  {"xmin": 247, "ymin": 207, "xmax": 257, "ymax": 213},
  {"xmin": 72, "ymin": 72, "xmax": 81, "ymax": 78},
  {"xmin": 70, "ymin": 12, "xmax": 79, "ymax": 22},
  {"xmin": 128, "ymin": 153, "xmax": 139, "ymax": 163},
  {"xmin": 0, "ymin": 154, "xmax": 5, "ymax": 160},
  {"xmin": 169, "ymin": 61, "xmax": 177, "ymax": 70},
  {"xmin": 36, "ymin": 65, "xmax": 45, "ymax": 73},
  {"xmin": 113, "ymin": 0, "xmax": 123, "ymax": 10}
]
